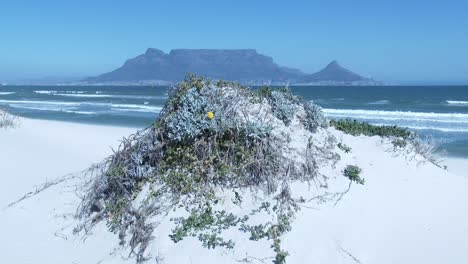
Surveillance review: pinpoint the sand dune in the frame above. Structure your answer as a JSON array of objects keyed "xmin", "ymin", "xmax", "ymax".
[{"xmin": 1, "ymin": 118, "xmax": 467, "ymax": 264}]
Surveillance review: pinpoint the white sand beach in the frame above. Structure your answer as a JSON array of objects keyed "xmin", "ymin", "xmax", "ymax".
[{"xmin": 1, "ymin": 117, "xmax": 468, "ymax": 264}]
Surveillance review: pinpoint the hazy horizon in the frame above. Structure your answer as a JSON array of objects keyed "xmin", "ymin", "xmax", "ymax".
[{"xmin": 1, "ymin": 0, "xmax": 467, "ymax": 85}]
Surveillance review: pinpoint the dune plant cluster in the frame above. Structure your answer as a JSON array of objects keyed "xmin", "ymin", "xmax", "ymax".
[
  {"xmin": 0, "ymin": 109, "xmax": 19, "ymax": 129},
  {"xmin": 330, "ymin": 119, "xmax": 413, "ymax": 140},
  {"xmin": 337, "ymin": 142, "xmax": 352, "ymax": 153},
  {"xmin": 254, "ymin": 86, "xmax": 328, "ymax": 132},
  {"xmin": 76, "ymin": 75, "xmax": 340, "ymax": 263},
  {"xmin": 330, "ymin": 118, "xmax": 417, "ymax": 149},
  {"xmin": 331, "ymin": 118, "xmax": 440, "ymax": 167},
  {"xmin": 343, "ymin": 165, "xmax": 364, "ymax": 185}
]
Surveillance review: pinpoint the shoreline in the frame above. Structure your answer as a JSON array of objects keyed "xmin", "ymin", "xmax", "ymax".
[{"xmin": 10, "ymin": 114, "xmax": 468, "ymax": 160}]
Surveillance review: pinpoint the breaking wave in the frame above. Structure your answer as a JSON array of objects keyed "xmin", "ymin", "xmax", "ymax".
[
  {"xmin": 447, "ymin": 100, "xmax": 468, "ymax": 105},
  {"xmin": 0, "ymin": 99, "xmax": 162, "ymax": 115},
  {"xmin": 368, "ymin": 100, "xmax": 390, "ymax": 105},
  {"xmin": 54, "ymin": 93, "xmax": 167, "ymax": 100},
  {"xmin": 323, "ymin": 108, "xmax": 468, "ymax": 133}
]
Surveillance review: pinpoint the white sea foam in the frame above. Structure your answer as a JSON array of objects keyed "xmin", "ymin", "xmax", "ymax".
[
  {"xmin": 62, "ymin": 110, "xmax": 97, "ymax": 115},
  {"xmin": 368, "ymin": 100, "xmax": 390, "ymax": 105},
  {"xmin": 0, "ymin": 99, "xmax": 162, "ymax": 114},
  {"xmin": 447, "ymin": 100, "xmax": 468, "ymax": 105},
  {"xmin": 0, "ymin": 99, "xmax": 80, "ymax": 106},
  {"xmin": 34, "ymin": 90, "xmax": 58, "ymax": 94},
  {"xmin": 0, "ymin": 92, "xmax": 15, "ymax": 95},
  {"xmin": 323, "ymin": 108, "xmax": 468, "ymax": 132},
  {"xmin": 8, "ymin": 105, "xmax": 63, "ymax": 112},
  {"xmin": 54, "ymin": 94, "xmax": 121, "ymax": 98},
  {"xmin": 323, "ymin": 108, "xmax": 468, "ymax": 120},
  {"xmin": 35, "ymin": 90, "xmax": 91, "ymax": 95},
  {"xmin": 9, "ymin": 104, "xmax": 96, "ymax": 115},
  {"xmin": 314, "ymin": 98, "xmax": 344, "ymax": 102},
  {"xmin": 54, "ymin": 93, "xmax": 167, "ymax": 99},
  {"xmin": 112, "ymin": 104, "xmax": 162, "ymax": 113}
]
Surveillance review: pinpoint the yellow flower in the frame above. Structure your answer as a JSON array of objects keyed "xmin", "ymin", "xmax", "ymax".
[{"xmin": 207, "ymin": 111, "xmax": 214, "ymax": 120}]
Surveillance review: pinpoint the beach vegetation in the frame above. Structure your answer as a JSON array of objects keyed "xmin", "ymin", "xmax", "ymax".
[
  {"xmin": 343, "ymin": 165, "xmax": 364, "ymax": 185},
  {"xmin": 76, "ymin": 75, "xmax": 337, "ymax": 263},
  {"xmin": 330, "ymin": 119, "xmax": 441, "ymax": 167},
  {"xmin": 330, "ymin": 119, "xmax": 413, "ymax": 140},
  {"xmin": 337, "ymin": 142, "xmax": 352, "ymax": 153},
  {"xmin": 0, "ymin": 109, "xmax": 19, "ymax": 129},
  {"xmin": 251, "ymin": 86, "xmax": 328, "ymax": 131}
]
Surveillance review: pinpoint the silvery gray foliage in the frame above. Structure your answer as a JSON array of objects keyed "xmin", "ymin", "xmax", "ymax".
[
  {"xmin": 269, "ymin": 91, "xmax": 299, "ymax": 126},
  {"xmin": 165, "ymin": 87, "xmax": 212, "ymax": 141},
  {"xmin": 165, "ymin": 86, "xmax": 240, "ymax": 141},
  {"xmin": 0, "ymin": 109, "xmax": 19, "ymax": 129},
  {"xmin": 123, "ymin": 131, "xmax": 163, "ymax": 179},
  {"xmin": 302, "ymin": 100, "xmax": 328, "ymax": 132},
  {"xmin": 244, "ymin": 120, "xmax": 273, "ymax": 140}
]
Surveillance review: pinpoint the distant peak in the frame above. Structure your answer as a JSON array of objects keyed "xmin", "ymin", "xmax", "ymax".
[
  {"xmin": 326, "ymin": 60, "xmax": 340, "ymax": 68},
  {"xmin": 145, "ymin": 48, "xmax": 165, "ymax": 56}
]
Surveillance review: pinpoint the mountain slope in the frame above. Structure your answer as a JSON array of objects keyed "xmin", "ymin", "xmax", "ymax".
[
  {"xmin": 297, "ymin": 60, "xmax": 380, "ymax": 85},
  {"xmin": 86, "ymin": 49, "xmax": 303, "ymax": 83},
  {"xmin": 302, "ymin": 61, "xmax": 365, "ymax": 82}
]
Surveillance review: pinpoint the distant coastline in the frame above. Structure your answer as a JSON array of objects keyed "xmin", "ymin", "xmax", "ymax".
[{"xmin": 79, "ymin": 49, "xmax": 381, "ymax": 86}]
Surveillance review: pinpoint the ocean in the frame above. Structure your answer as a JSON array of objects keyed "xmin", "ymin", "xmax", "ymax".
[{"xmin": 1, "ymin": 85, "xmax": 468, "ymax": 158}]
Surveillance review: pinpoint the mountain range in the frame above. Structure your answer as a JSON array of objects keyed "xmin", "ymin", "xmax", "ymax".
[{"xmin": 83, "ymin": 48, "xmax": 381, "ymax": 86}]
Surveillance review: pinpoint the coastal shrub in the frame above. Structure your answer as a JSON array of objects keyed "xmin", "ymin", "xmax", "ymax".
[
  {"xmin": 254, "ymin": 86, "xmax": 273, "ymax": 99},
  {"xmin": 164, "ymin": 87, "xmax": 221, "ymax": 141},
  {"xmin": 408, "ymin": 135, "xmax": 443, "ymax": 167},
  {"xmin": 337, "ymin": 142, "xmax": 351, "ymax": 153},
  {"xmin": 76, "ymin": 75, "xmax": 337, "ymax": 264},
  {"xmin": 331, "ymin": 119, "xmax": 441, "ymax": 166},
  {"xmin": 169, "ymin": 206, "xmax": 247, "ymax": 249},
  {"xmin": 343, "ymin": 165, "xmax": 364, "ymax": 185},
  {"xmin": 252, "ymin": 86, "xmax": 328, "ymax": 131},
  {"xmin": 0, "ymin": 109, "xmax": 19, "ymax": 129},
  {"xmin": 330, "ymin": 119, "xmax": 413, "ymax": 139},
  {"xmin": 215, "ymin": 79, "xmax": 247, "ymax": 90},
  {"xmin": 302, "ymin": 100, "xmax": 328, "ymax": 132},
  {"xmin": 269, "ymin": 90, "xmax": 299, "ymax": 126},
  {"xmin": 252, "ymin": 87, "xmax": 298, "ymax": 126}
]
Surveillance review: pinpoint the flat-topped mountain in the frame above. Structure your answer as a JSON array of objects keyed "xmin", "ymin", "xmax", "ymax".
[
  {"xmin": 86, "ymin": 49, "xmax": 303, "ymax": 84},
  {"xmin": 84, "ymin": 48, "xmax": 380, "ymax": 85}
]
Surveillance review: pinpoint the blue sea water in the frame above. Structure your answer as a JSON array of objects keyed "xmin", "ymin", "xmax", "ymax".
[{"xmin": 1, "ymin": 85, "xmax": 468, "ymax": 158}]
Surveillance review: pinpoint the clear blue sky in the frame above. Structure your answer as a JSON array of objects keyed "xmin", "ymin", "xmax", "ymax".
[{"xmin": 1, "ymin": 0, "xmax": 467, "ymax": 84}]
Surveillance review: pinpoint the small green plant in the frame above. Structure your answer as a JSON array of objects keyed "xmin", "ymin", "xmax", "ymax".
[
  {"xmin": 343, "ymin": 165, "xmax": 364, "ymax": 185},
  {"xmin": 337, "ymin": 142, "xmax": 351, "ymax": 153},
  {"xmin": 170, "ymin": 206, "xmax": 247, "ymax": 249},
  {"xmin": 254, "ymin": 86, "xmax": 273, "ymax": 99}
]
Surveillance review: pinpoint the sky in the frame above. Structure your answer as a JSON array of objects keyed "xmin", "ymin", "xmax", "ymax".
[{"xmin": 0, "ymin": 0, "xmax": 467, "ymax": 84}]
